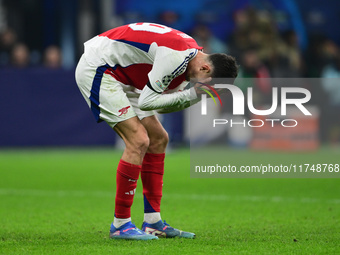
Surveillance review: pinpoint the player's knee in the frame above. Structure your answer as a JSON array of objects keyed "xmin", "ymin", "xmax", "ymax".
[
  {"xmin": 149, "ymin": 130, "xmax": 169, "ymax": 152},
  {"xmin": 137, "ymin": 134, "xmax": 150, "ymax": 154},
  {"xmin": 161, "ymin": 130, "xmax": 169, "ymax": 147},
  {"xmin": 127, "ymin": 132, "xmax": 150, "ymax": 156}
]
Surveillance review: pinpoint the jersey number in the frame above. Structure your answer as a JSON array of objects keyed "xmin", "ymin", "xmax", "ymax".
[{"xmin": 129, "ymin": 23, "xmax": 172, "ymax": 34}]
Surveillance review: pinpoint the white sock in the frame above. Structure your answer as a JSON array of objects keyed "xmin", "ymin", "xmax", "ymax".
[
  {"xmin": 144, "ymin": 212, "xmax": 161, "ymax": 224},
  {"xmin": 113, "ymin": 217, "xmax": 131, "ymax": 228}
]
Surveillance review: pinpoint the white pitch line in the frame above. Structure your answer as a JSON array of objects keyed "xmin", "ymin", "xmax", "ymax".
[{"xmin": 0, "ymin": 188, "xmax": 339, "ymax": 204}]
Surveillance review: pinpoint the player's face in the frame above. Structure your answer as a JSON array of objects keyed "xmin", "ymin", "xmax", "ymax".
[
  {"xmin": 186, "ymin": 52, "xmax": 212, "ymax": 81},
  {"xmin": 186, "ymin": 67, "xmax": 211, "ymax": 81}
]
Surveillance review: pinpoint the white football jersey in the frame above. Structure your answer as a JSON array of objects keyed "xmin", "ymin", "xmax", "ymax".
[{"xmin": 83, "ymin": 22, "xmax": 203, "ymax": 93}]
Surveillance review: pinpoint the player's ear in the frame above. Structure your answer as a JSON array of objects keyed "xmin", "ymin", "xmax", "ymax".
[{"xmin": 200, "ymin": 64, "xmax": 211, "ymax": 74}]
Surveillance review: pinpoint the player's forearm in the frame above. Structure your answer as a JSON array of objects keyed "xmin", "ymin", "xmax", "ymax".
[
  {"xmin": 138, "ymin": 86, "xmax": 198, "ymax": 111},
  {"xmin": 156, "ymin": 97, "xmax": 200, "ymax": 113}
]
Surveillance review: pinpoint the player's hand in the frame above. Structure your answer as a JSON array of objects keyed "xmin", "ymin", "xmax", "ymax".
[
  {"xmin": 193, "ymin": 77, "xmax": 212, "ymax": 95},
  {"xmin": 194, "ymin": 78, "xmax": 233, "ymax": 96}
]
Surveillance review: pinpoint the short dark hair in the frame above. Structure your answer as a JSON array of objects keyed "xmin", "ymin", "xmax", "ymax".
[{"xmin": 209, "ymin": 53, "xmax": 238, "ymax": 82}]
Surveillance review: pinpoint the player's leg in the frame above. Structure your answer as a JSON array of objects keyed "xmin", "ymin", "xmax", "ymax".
[
  {"xmin": 112, "ymin": 117, "xmax": 148, "ymax": 225},
  {"xmin": 140, "ymin": 115, "xmax": 168, "ymax": 224},
  {"xmin": 139, "ymin": 116, "xmax": 195, "ymax": 238},
  {"xmin": 114, "ymin": 116, "xmax": 150, "ymax": 165},
  {"xmin": 75, "ymin": 60, "xmax": 157, "ymax": 240},
  {"xmin": 109, "ymin": 117, "xmax": 158, "ymax": 240}
]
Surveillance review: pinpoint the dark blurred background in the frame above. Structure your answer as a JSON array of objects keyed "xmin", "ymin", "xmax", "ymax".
[{"xmin": 0, "ymin": 0, "xmax": 339, "ymax": 148}]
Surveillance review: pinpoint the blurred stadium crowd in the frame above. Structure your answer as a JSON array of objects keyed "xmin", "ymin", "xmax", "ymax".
[
  {"xmin": 0, "ymin": 0, "xmax": 339, "ymax": 146},
  {"xmin": 1, "ymin": 0, "xmax": 340, "ymax": 76}
]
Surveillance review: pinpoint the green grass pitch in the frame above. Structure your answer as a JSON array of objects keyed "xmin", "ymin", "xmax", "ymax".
[{"xmin": 0, "ymin": 148, "xmax": 339, "ymax": 254}]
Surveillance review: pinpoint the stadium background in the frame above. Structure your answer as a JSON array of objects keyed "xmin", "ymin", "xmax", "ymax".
[{"xmin": 1, "ymin": 0, "xmax": 340, "ymax": 148}]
